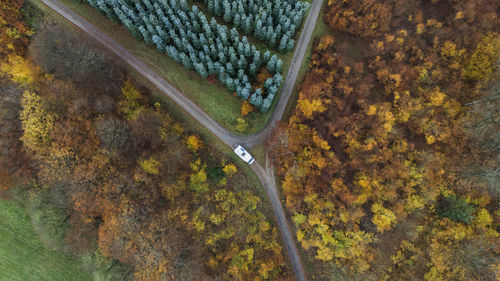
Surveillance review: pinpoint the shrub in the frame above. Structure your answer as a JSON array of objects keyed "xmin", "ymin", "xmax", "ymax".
[
  {"xmin": 436, "ymin": 195, "xmax": 475, "ymax": 224},
  {"xmin": 96, "ymin": 117, "xmax": 131, "ymax": 154}
]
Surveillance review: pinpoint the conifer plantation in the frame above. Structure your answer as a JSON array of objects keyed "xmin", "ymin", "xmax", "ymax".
[{"xmin": 84, "ymin": 0, "xmax": 294, "ymax": 112}]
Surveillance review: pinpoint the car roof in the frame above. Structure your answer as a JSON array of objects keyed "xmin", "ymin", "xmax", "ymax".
[{"xmin": 234, "ymin": 145, "xmax": 252, "ymax": 160}]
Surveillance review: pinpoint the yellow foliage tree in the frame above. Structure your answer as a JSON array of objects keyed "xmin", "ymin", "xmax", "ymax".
[
  {"xmin": 222, "ymin": 163, "xmax": 238, "ymax": 177},
  {"xmin": 0, "ymin": 55, "xmax": 37, "ymax": 84},
  {"xmin": 189, "ymin": 165, "xmax": 209, "ymax": 193},
  {"xmin": 140, "ymin": 157, "xmax": 160, "ymax": 175},
  {"xmin": 118, "ymin": 78, "xmax": 143, "ymax": 118},
  {"xmin": 234, "ymin": 117, "xmax": 249, "ymax": 132},
  {"xmin": 20, "ymin": 91, "xmax": 55, "ymax": 152},
  {"xmin": 465, "ymin": 32, "xmax": 500, "ymax": 81},
  {"xmin": 297, "ymin": 93, "xmax": 328, "ymax": 119},
  {"xmin": 316, "ymin": 35, "xmax": 335, "ymax": 51},
  {"xmin": 240, "ymin": 100, "xmax": 253, "ymax": 117},
  {"xmin": 371, "ymin": 203, "xmax": 396, "ymax": 233},
  {"xmin": 186, "ymin": 135, "xmax": 204, "ymax": 152}
]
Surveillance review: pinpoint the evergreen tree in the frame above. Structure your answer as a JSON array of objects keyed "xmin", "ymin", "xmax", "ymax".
[
  {"xmin": 240, "ymin": 87, "xmax": 250, "ymax": 100},
  {"xmin": 273, "ymin": 73, "xmax": 283, "ymax": 85},
  {"xmin": 275, "ymin": 58, "xmax": 283, "ymax": 73},
  {"xmin": 142, "ymin": 0, "xmax": 154, "ymax": 11},
  {"xmin": 286, "ymin": 38, "xmax": 295, "ymax": 52},
  {"xmin": 228, "ymin": 47, "xmax": 237, "ymax": 64},
  {"xmin": 266, "ymin": 55, "xmax": 276, "ymax": 73},
  {"xmin": 195, "ymin": 63, "xmax": 209, "ymax": 79},
  {"xmin": 180, "ymin": 53, "xmax": 193, "ymax": 70},
  {"xmin": 149, "ymin": 13, "xmax": 159, "ymax": 26},
  {"xmin": 226, "ymin": 62, "xmax": 235, "ymax": 76},
  {"xmin": 156, "ymin": 26, "xmax": 169, "ymax": 41},
  {"xmin": 236, "ymin": 85, "xmax": 243, "ymax": 98},
  {"xmin": 233, "ymin": 13, "xmax": 241, "ymax": 28},
  {"xmin": 242, "ymin": 75, "xmax": 249, "ymax": 85},
  {"xmin": 180, "ymin": 0, "xmax": 188, "ymax": 11},
  {"xmin": 225, "ymin": 77, "xmax": 236, "ymax": 92},
  {"xmin": 97, "ymin": 0, "xmax": 118, "ymax": 22},
  {"xmin": 218, "ymin": 52, "xmax": 227, "ymax": 64},
  {"xmin": 218, "ymin": 71, "xmax": 226, "ymax": 84},
  {"xmin": 203, "ymin": 45, "xmax": 211, "ymax": 57},
  {"xmin": 138, "ymin": 25, "xmax": 152, "ymax": 44},
  {"xmin": 255, "ymin": 19, "xmax": 264, "ymax": 40},
  {"xmin": 437, "ymin": 195, "xmax": 475, "ymax": 224},
  {"xmin": 167, "ymin": 46, "xmax": 181, "ymax": 62},
  {"xmin": 261, "ymin": 95, "xmax": 272, "ymax": 112},
  {"xmin": 230, "ymin": 28, "xmax": 239, "ymax": 41},
  {"xmin": 249, "ymin": 62, "xmax": 258, "ymax": 77},
  {"xmin": 268, "ymin": 85, "xmax": 278, "ymax": 96},
  {"xmin": 199, "ymin": 34, "xmax": 208, "ymax": 46},
  {"xmin": 214, "ymin": 0, "xmax": 222, "ymax": 16},
  {"xmin": 152, "ymin": 35, "xmax": 166, "ymax": 52},
  {"xmin": 223, "ymin": 0, "xmax": 232, "ymax": 22},
  {"xmin": 210, "ymin": 45, "xmax": 218, "ymax": 59},
  {"xmin": 278, "ymin": 34, "xmax": 288, "ymax": 53},
  {"xmin": 237, "ymin": 69, "xmax": 245, "ymax": 80},
  {"xmin": 249, "ymin": 89, "xmax": 263, "ymax": 108},
  {"xmin": 264, "ymin": 77, "xmax": 273, "ymax": 90},
  {"xmin": 242, "ymin": 16, "xmax": 252, "ymax": 33},
  {"xmin": 244, "ymin": 43, "xmax": 251, "ymax": 57},
  {"xmin": 263, "ymin": 50, "xmax": 271, "ymax": 63},
  {"xmin": 237, "ymin": 55, "xmax": 247, "ymax": 70},
  {"xmin": 207, "ymin": 0, "xmax": 214, "ymax": 13},
  {"xmin": 206, "ymin": 59, "xmax": 215, "ymax": 74},
  {"xmin": 252, "ymin": 50, "xmax": 261, "ymax": 67}
]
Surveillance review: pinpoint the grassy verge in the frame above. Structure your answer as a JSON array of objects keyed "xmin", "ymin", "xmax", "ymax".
[
  {"xmin": 0, "ymin": 198, "xmax": 91, "ymax": 281},
  {"xmin": 250, "ymin": 143, "xmax": 267, "ymax": 165}
]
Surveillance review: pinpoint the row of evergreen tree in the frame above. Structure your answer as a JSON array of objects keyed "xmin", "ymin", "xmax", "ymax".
[
  {"xmin": 86, "ymin": 0, "xmax": 284, "ymax": 112},
  {"xmin": 203, "ymin": 0, "xmax": 310, "ymax": 52}
]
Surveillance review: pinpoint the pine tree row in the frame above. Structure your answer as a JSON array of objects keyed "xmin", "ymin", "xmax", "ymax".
[
  {"xmin": 204, "ymin": 0, "xmax": 310, "ymax": 52},
  {"xmin": 85, "ymin": 0, "xmax": 284, "ymax": 112}
]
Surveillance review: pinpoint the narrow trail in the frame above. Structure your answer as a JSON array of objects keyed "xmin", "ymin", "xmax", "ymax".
[{"xmin": 39, "ymin": 0, "xmax": 324, "ymax": 280}]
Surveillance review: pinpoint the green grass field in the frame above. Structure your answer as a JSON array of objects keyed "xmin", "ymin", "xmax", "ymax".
[{"xmin": 0, "ymin": 199, "xmax": 91, "ymax": 281}]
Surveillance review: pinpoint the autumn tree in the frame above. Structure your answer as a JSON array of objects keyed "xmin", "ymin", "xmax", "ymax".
[{"xmin": 271, "ymin": 0, "xmax": 500, "ymax": 279}]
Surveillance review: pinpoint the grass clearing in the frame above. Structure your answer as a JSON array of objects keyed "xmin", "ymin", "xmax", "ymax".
[{"xmin": 0, "ymin": 198, "xmax": 91, "ymax": 281}]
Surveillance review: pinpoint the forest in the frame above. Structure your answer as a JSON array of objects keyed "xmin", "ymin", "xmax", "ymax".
[
  {"xmin": 0, "ymin": 1, "xmax": 290, "ymax": 280},
  {"xmin": 270, "ymin": 0, "xmax": 499, "ymax": 280},
  {"xmin": 2, "ymin": 0, "xmax": 499, "ymax": 280}
]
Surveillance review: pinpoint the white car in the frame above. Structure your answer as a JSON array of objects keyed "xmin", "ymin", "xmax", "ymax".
[{"xmin": 234, "ymin": 145, "xmax": 255, "ymax": 164}]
